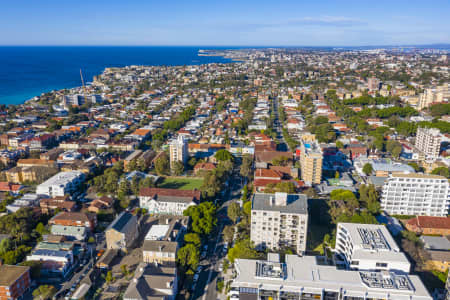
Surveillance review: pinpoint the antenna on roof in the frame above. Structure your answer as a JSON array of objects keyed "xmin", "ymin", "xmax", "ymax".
[{"xmin": 80, "ymin": 69, "xmax": 88, "ymax": 107}]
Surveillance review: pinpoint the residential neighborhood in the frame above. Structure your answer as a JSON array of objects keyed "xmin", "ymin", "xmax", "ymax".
[{"xmin": 0, "ymin": 47, "xmax": 449, "ymax": 300}]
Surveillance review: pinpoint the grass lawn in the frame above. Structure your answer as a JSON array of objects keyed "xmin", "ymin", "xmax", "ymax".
[{"xmin": 158, "ymin": 177, "xmax": 204, "ymax": 190}]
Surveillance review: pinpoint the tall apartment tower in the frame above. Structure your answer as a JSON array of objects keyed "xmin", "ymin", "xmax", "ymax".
[
  {"xmin": 415, "ymin": 127, "xmax": 442, "ymax": 159},
  {"xmin": 250, "ymin": 192, "xmax": 308, "ymax": 255},
  {"xmin": 169, "ymin": 135, "xmax": 188, "ymax": 167},
  {"xmin": 299, "ymin": 134, "xmax": 323, "ymax": 185},
  {"xmin": 381, "ymin": 173, "xmax": 449, "ymax": 217},
  {"xmin": 368, "ymin": 77, "xmax": 380, "ymax": 91}
]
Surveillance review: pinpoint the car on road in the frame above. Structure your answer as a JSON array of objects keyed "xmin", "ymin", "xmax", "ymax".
[
  {"xmin": 218, "ymin": 263, "xmax": 223, "ymax": 272},
  {"xmin": 196, "ymin": 266, "xmax": 203, "ymax": 273},
  {"xmin": 201, "ymin": 251, "xmax": 207, "ymax": 259},
  {"xmin": 203, "ymin": 245, "xmax": 208, "ymax": 251},
  {"xmin": 193, "ymin": 273, "xmax": 199, "ymax": 282}
]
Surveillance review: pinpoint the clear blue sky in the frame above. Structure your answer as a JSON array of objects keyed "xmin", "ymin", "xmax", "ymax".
[{"xmin": 1, "ymin": 0, "xmax": 449, "ymax": 46}]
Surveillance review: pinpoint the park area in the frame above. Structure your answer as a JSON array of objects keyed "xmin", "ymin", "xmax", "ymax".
[{"xmin": 158, "ymin": 177, "xmax": 203, "ymax": 190}]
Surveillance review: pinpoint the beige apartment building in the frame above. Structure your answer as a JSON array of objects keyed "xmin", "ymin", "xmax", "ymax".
[
  {"xmin": 250, "ymin": 192, "xmax": 308, "ymax": 255},
  {"xmin": 415, "ymin": 127, "xmax": 442, "ymax": 159},
  {"xmin": 299, "ymin": 134, "xmax": 323, "ymax": 185},
  {"xmin": 418, "ymin": 84, "xmax": 450, "ymax": 110},
  {"xmin": 169, "ymin": 135, "xmax": 188, "ymax": 167}
]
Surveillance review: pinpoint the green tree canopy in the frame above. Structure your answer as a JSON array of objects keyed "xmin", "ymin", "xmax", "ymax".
[{"xmin": 362, "ymin": 163, "xmax": 373, "ymax": 175}]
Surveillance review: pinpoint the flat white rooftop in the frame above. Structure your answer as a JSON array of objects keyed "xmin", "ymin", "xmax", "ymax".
[
  {"xmin": 232, "ymin": 255, "xmax": 431, "ymax": 300},
  {"xmin": 145, "ymin": 225, "xmax": 170, "ymax": 241}
]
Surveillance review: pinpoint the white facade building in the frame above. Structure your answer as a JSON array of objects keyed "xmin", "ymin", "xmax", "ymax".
[
  {"xmin": 250, "ymin": 192, "xmax": 308, "ymax": 255},
  {"xmin": 415, "ymin": 127, "xmax": 442, "ymax": 159},
  {"xmin": 169, "ymin": 135, "xmax": 188, "ymax": 167},
  {"xmin": 335, "ymin": 223, "xmax": 411, "ymax": 273},
  {"xmin": 36, "ymin": 171, "xmax": 85, "ymax": 198},
  {"xmin": 381, "ymin": 173, "xmax": 449, "ymax": 217},
  {"xmin": 230, "ymin": 255, "xmax": 431, "ymax": 300}
]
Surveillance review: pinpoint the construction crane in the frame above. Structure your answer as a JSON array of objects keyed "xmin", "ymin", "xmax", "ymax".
[{"xmin": 80, "ymin": 69, "xmax": 88, "ymax": 105}]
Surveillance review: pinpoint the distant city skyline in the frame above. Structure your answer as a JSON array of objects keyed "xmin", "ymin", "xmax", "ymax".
[{"xmin": 1, "ymin": 0, "xmax": 449, "ymax": 46}]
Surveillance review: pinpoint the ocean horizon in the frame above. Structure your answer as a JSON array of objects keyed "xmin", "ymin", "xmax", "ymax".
[{"xmin": 0, "ymin": 46, "xmax": 237, "ymax": 105}]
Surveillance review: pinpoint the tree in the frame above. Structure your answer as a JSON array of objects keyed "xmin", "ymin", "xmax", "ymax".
[
  {"xmin": 184, "ymin": 202, "xmax": 217, "ymax": 236},
  {"xmin": 227, "ymin": 238, "xmax": 260, "ymax": 263},
  {"xmin": 184, "ymin": 233, "xmax": 201, "ymax": 248},
  {"xmin": 105, "ymin": 271, "xmax": 114, "ymax": 283},
  {"xmin": 32, "ymin": 285, "xmax": 56, "ymax": 300},
  {"xmin": 200, "ymin": 170, "xmax": 222, "ymax": 198},
  {"xmin": 120, "ymin": 264, "xmax": 129, "ymax": 276},
  {"xmin": 391, "ymin": 145, "xmax": 403, "ymax": 159},
  {"xmin": 222, "ymin": 225, "xmax": 235, "ymax": 245},
  {"xmin": 240, "ymin": 154, "xmax": 253, "ymax": 178},
  {"xmin": 171, "ymin": 161, "xmax": 184, "ymax": 176},
  {"xmin": 155, "ymin": 153, "xmax": 170, "ymax": 175},
  {"xmin": 362, "ymin": 163, "xmax": 373, "ymax": 176},
  {"xmin": 335, "ymin": 141, "xmax": 344, "ymax": 149},
  {"xmin": 177, "ymin": 243, "xmax": 200, "ymax": 272},
  {"xmin": 228, "ymin": 202, "xmax": 241, "ymax": 224},
  {"xmin": 432, "ymin": 167, "xmax": 450, "ymax": 179},
  {"xmin": 214, "ymin": 149, "xmax": 233, "ymax": 162},
  {"xmin": 243, "ymin": 201, "xmax": 252, "ymax": 216}
]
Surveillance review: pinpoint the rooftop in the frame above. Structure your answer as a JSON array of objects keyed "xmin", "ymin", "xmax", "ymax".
[
  {"xmin": 232, "ymin": 255, "xmax": 431, "ymax": 300},
  {"xmin": 252, "ymin": 192, "xmax": 308, "ymax": 214},
  {"xmin": 0, "ymin": 265, "xmax": 29, "ymax": 286}
]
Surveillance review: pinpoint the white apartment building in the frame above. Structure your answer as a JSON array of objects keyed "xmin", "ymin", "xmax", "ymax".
[
  {"xmin": 169, "ymin": 135, "xmax": 188, "ymax": 167},
  {"xmin": 250, "ymin": 192, "xmax": 308, "ymax": 255},
  {"xmin": 335, "ymin": 223, "xmax": 411, "ymax": 273},
  {"xmin": 36, "ymin": 171, "xmax": 85, "ymax": 198},
  {"xmin": 230, "ymin": 255, "xmax": 431, "ymax": 300},
  {"xmin": 139, "ymin": 188, "xmax": 199, "ymax": 216},
  {"xmin": 381, "ymin": 173, "xmax": 449, "ymax": 217},
  {"xmin": 415, "ymin": 127, "xmax": 442, "ymax": 159}
]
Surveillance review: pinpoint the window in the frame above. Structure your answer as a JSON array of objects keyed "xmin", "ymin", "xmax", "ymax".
[
  {"xmin": 350, "ymin": 261, "xmax": 359, "ymax": 265},
  {"xmin": 376, "ymin": 262, "xmax": 388, "ymax": 268}
]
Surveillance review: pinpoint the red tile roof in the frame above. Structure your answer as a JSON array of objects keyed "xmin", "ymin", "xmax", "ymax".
[
  {"xmin": 407, "ymin": 216, "xmax": 450, "ymax": 230},
  {"xmin": 139, "ymin": 187, "xmax": 201, "ymax": 201}
]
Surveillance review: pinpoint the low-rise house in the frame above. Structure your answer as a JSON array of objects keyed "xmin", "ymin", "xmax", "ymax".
[
  {"xmin": 26, "ymin": 248, "xmax": 73, "ymax": 278},
  {"xmin": 88, "ymin": 195, "xmax": 114, "ymax": 213},
  {"xmin": 49, "ymin": 211, "xmax": 97, "ymax": 231},
  {"xmin": 139, "ymin": 188, "xmax": 200, "ymax": 215},
  {"xmin": 406, "ymin": 216, "xmax": 450, "ymax": 235},
  {"xmin": 123, "ymin": 262, "xmax": 178, "ymax": 300},
  {"xmin": 0, "ymin": 265, "xmax": 31, "ymax": 300},
  {"xmin": 421, "ymin": 236, "xmax": 450, "ymax": 272},
  {"xmin": 105, "ymin": 211, "xmax": 139, "ymax": 252},
  {"xmin": 50, "ymin": 224, "xmax": 87, "ymax": 241},
  {"xmin": 6, "ymin": 193, "xmax": 42, "ymax": 213},
  {"xmin": 193, "ymin": 162, "xmax": 216, "ymax": 175},
  {"xmin": 142, "ymin": 216, "xmax": 188, "ymax": 264},
  {"xmin": 40, "ymin": 196, "xmax": 76, "ymax": 214}
]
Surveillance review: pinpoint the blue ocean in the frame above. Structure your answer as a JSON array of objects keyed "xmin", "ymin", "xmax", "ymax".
[{"xmin": 0, "ymin": 46, "xmax": 235, "ymax": 105}]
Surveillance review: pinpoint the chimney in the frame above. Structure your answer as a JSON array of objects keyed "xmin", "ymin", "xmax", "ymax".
[
  {"xmin": 269, "ymin": 196, "xmax": 274, "ymax": 206},
  {"xmin": 274, "ymin": 192, "xmax": 288, "ymax": 206},
  {"xmin": 133, "ymin": 278, "xmax": 138, "ymax": 283},
  {"xmin": 166, "ymin": 281, "xmax": 172, "ymax": 288},
  {"xmin": 166, "ymin": 218, "xmax": 169, "ymax": 225}
]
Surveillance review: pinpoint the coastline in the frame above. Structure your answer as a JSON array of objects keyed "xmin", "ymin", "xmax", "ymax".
[{"xmin": 0, "ymin": 46, "xmax": 237, "ymax": 106}]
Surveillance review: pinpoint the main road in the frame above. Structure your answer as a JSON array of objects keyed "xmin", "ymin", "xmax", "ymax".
[{"xmin": 191, "ymin": 168, "xmax": 243, "ymax": 300}]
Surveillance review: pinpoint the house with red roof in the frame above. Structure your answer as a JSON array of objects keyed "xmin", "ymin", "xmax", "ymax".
[{"xmin": 406, "ymin": 216, "xmax": 450, "ymax": 236}]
